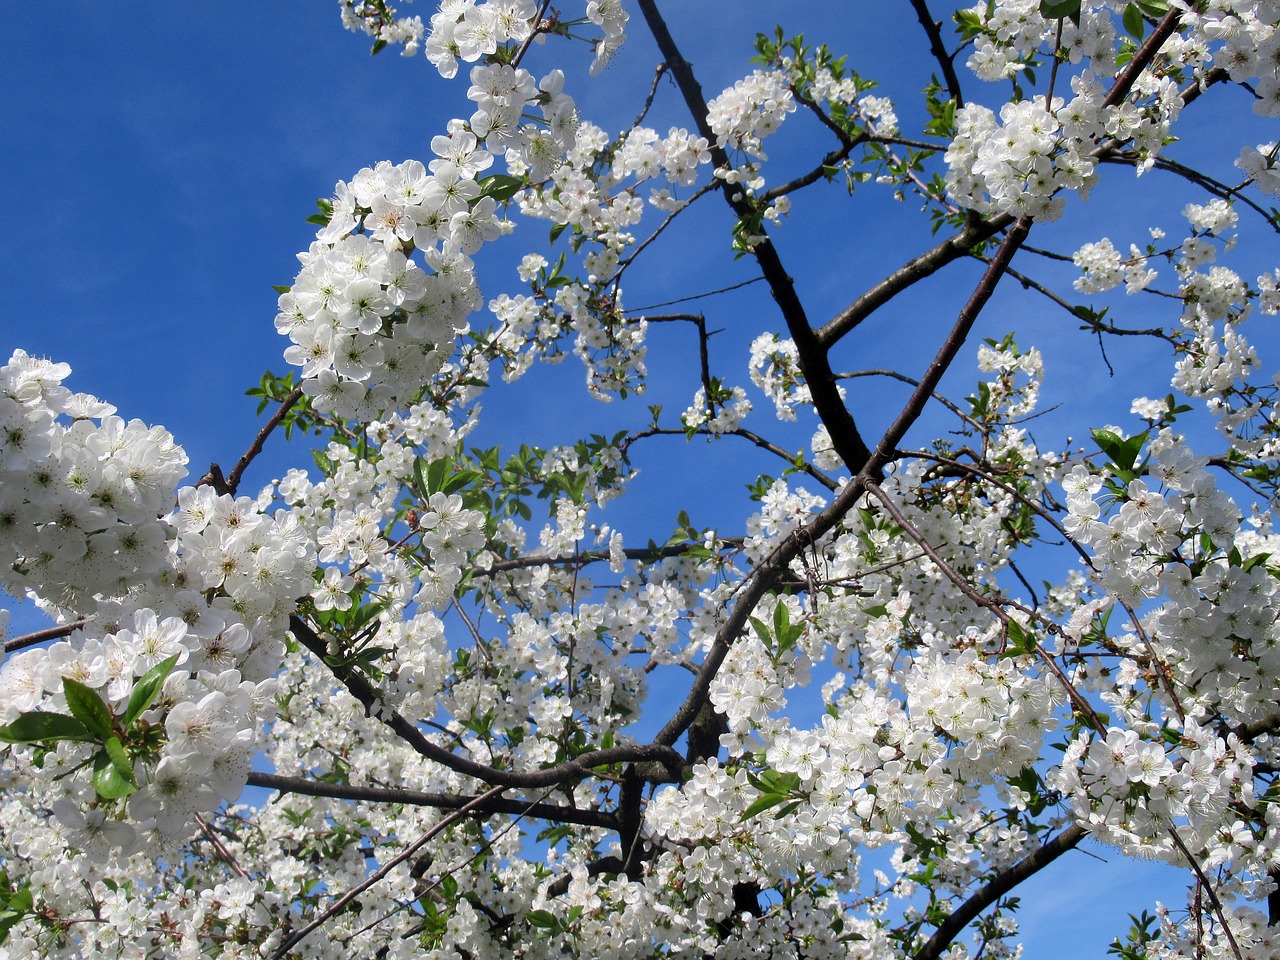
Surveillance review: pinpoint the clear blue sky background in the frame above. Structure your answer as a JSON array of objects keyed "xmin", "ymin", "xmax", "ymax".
[{"xmin": 4, "ymin": 3, "xmax": 1276, "ymax": 954}]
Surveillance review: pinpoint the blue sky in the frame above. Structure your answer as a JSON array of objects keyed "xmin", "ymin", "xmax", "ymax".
[{"xmin": 4, "ymin": 2, "xmax": 1276, "ymax": 954}]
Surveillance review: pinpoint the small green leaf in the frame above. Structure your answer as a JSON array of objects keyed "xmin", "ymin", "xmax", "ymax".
[
  {"xmin": 62, "ymin": 678, "xmax": 115, "ymax": 741},
  {"xmin": 477, "ymin": 174, "xmax": 524, "ymax": 203},
  {"xmin": 1039, "ymin": 0, "xmax": 1081, "ymax": 20},
  {"xmin": 104, "ymin": 736, "xmax": 137, "ymax": 787},
  {"xmin": 527, "ymin": 909, "xmax": 559, "ymax": 929},
  {"xmin": 1092, "ymin": 428, "xmax": 1149, "ymax": 473},
  {"xmin": 123, "ymin": 653, "xmax": 181, "ymax": 729},
  {"xmin": 0, "ymin": 711, "xmax": 95, "ymax": 744},
  {"xmin": 749, "ymin": 616, "xmax": 770, "ymax": 646},
  {"xmin": 1122, "ymin": 2, "xmax": 1146, "ymax": 39},
  {"xmin": 1002, "ymin": 619, "xmax": 1037, "ymax": 658},
  {"xmin": 91, "ymin": 748, "xmax": 138, "ymax": 800},
  {"xmin": 740, "ymin": 791, "xmax": 791, "ymax": 821}
]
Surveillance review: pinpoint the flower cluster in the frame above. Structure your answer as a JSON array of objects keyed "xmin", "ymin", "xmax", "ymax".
[
  {"xmin": 0, "ymin": 350, "xmax": 187, "ymax": 616},
  {"xmin": 945, "ymin": 94, "xmax": 1098, "ymax": 220},
  {"xmin": 706, "ymin": 70, "xmax": 795, "ymax": 161}
]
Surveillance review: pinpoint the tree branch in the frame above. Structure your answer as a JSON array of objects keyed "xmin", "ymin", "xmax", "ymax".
[
  {"xmin": 290, "ymin": 615, "xmax": 684, "ymax": 789},
  {"xmin": 269, "ymin": 785, "xmax": 509, "ymax": 960},
  {"xmin": 634, "ymin": 0, "xmax": 873, "ymax": 471},
  {"xmin": 196, "ymin": 385, "xmax": 305, "ymax": 496},
  {"xmin": 247, "ymin": 771, "xmax": 616, "ymax": 829},
  {"xmin": 622, "ymin": 425, "xmax": 839, "ymax": 489},
  {"xmin": 909, "ymin": 0, "xmax": 965, "ymax": 105},
  {"xmin": 3, "ymin": 619, "xmax": 89, "ymax": 654},
  {"xmin": 865, "ymin": 218, "xmax": 1032, "ymax": 472},
  {"xmin": 913, "ymin": 825, "xmax": 1087, "ymax": 960}
]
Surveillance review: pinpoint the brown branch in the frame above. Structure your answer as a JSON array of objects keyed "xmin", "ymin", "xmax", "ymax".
[
  {"xmin": 473, "ymin": 542, "xmax": 731, "ymax": 579},
  {"xmin": 913, "ymin": 825, "xmax": 1087, "ymax": 960},
  {"xmin": 1100, "ymin": 150, "xmax": 1280, "ymax": 234},
  {"xmin": 866, "ymin": 218, "xmax": 1033, "ymax": 473},
  {"xmin": 634, "ymin": 0, "xmax": 873, "ymax": 472},
  {"xmin": 608, "ymin": 182, "xmax": 718, "ymax": 285},
  {"xmin": 247, "ymin": 771, "xmax": 616, "ymax": 829},
  {"xmin": 197, "ymin": 385, "xmax": 305, "ymax": 496},
  {"xmin": 909, "ymin": 0, "xmax": 964, "ymax": 105},
  {"xmin": 623, "ymin": 276, "xmax": 765, "ymax": 313},
  {"xmin": 268, "ymin": 785, "xmax": 508, "ymax": 960},
  {"xmin": 1104, "ymin": 7, "xmax": 1185, "ymax": 109},
  {"xmin": 622, "ymin": 425, "xmax": 839, "ymax": 490},
  {"xmin": 633, "ymin": 312, "xmax": 715, "ymax": 413},
  {"xmin": 1167, "ymin": 827, "xmax": 1244, "ymax": 960},
  {"xmin": 817, "ymin": 218, "xmax": 1007, "ymax": 347},
  {"xmin": 652, "ymin": 469, "xmax": 872, "ymax": 748},
  {"xmin": 290, "ymin": 615, "xmax": 684, "ymax": 788},
  {"xmin": 3, "ymin": 619, "xmax": 89, "ymax": 653},
  {"xmin": 194, "ymin": 812, "xmax": 249, "ymax": 879},
  {"xmin": 510, "ymin": 0, "xmax": 554, "ymax": 69},
  {"xmin": 835, "ymin": 369, "xmax": 980, "ymax": 432},
  {"xmin": 630, "ymin": 61, "xmax": 668, "ymax": 131}
]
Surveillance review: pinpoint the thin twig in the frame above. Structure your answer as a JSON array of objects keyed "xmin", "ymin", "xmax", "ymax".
[
  {"xmin": 912, "ymin": 825, "xmax": 1088, "ymax": 960},
  {"xmin": 621, "ymin": 425, "xmax": 839, "ymax": 490},
  {"xmin": 630, "ymin": 62, "xmax": 668, "ymax": 131},
  {"xmin": 196, "ymin": 385, "xmax": 305, "ymax": 496},
  {"xmin": 268, "ymin": 785, "xmax": 508, "ymax": 960},
  {"xmin": 510, "ymin": 0, "xmax": 554, "ymax": 69},
  {"xmin": 909, "ymin": 0, "xmax": 964, "ymax": 105},
  {"xmin": 246, "ymin": 771, "xmax": 615, "ymax": 829},
  {"xmin": 291, "ymin": 615, "xmax": 684, "ymax": 788},
  {"xmin": 835, "ymin": 368, "xmax": 981, "ymax": 432},
  {"xmin": 194, "ymin": 812, "xmax": 249, "ymax": 879},
  {"xmin": 3, "ymin": 619, "xmax": 90, "ymax": 654},
  {"xmin": 1167, "ymin": 827, "xmax": 1244, "ymax": 960},
  {"xmin": 622, "ymin": 276, "xmax": 765, "ymax": 313}
]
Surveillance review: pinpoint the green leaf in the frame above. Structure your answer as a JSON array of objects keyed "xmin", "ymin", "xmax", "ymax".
[
  {"xmin": 1122, "ymin": 2, "xmax": 1146, "ymax": 39},
  {"xmin": 740, "ymin": 791, "xmax": 792, "ymax": 821},
  {"xmin": 1092, "ymin": 428, "xmax": 1149, "ymax": 474},
  {"xmin": 91, "ymin": 747, "xmax": 138, "ymax": 800},
  {"xmin": 104, "ymin": 736, "xmax": 137, "ymax": 787},
  {"xmin": 549, "ymin": 221, "xmax": 567, "ymax": 244},
  {"xmin": 62, "ymin": 678, "xmax": 115, "ymax": 741},
  {"xmin": 1002, "ymin": 619, "xmax": 1037, "ymax": 658},
  {"xmin": 305, "ymin": 213, "xmax": 331, "ymax": 226},
  {"xmin": 527, "ymin": 909, "xmax": 559, "ymax": 929},
  {"xmin": 370, "ymin": 38, "xmax": 388, "ymax": 55},
  {"xmin": 1039, "ymin": 0, "xmax": 1081, "ymax": 20},
  {"xmin": 123, "ymin": 653, "xmax": 181, "ymax": 729},
  {"xmin": 0, "ymin": 711, "xmax": 95, "ymax": 744},
  {"xmin": 749, "ymin": 616, "xmax": 770, "ymax": 646},
  {"xmin": 477, "ymin": 174, "xmax": 524, "ymax": 203},
  {"xmin": 272, "ymin": 284, "xmax": 292, "ymax": 295},
  {"xmin": 773, "ymin": 600, "xmax": 790, "ymax": 641},
  {"xmin": 1243, "ymin": 552, "xmax": 1272, "ymax": 573}
]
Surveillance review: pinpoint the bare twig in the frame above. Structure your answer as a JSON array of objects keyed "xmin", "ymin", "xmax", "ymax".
[
  {"xmin": 268, "ymin": 785, "xmax": 509, "ymax": 960},
  {"xmin": 909, "ymin": 0, "xmax": 965, "ymax": 105},
  {"xmin": 913, "ymin": 825, "xmax": 1087, "ymax": 960},
  {"xmin": 623, "ymin": 276, "xmax": 765, "ymax": 313},
  {"xmin": 3, "ymin": 619, "xmax": 89, "ymax": 654},
  {"xmin": 196, "ymin": 385, "xmax": 305, "ymax": 496},
  {"xmin": 246, "ymin": 771, "xmax": 615, "ymax": 829},
  {"xmin": 290, "ymin": 615, "xmax": 684, "ymax": 788}
]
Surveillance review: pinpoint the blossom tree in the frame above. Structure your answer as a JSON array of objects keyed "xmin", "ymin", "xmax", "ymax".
[{"xmin": 3, "ymin": 0, "xmax": 1280, "ymax": 956}]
